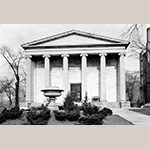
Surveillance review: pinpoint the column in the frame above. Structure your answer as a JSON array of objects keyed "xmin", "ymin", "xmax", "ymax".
[
  {"xmin": 43, "ymin": 54, "xmax": 51, "ymax": 88},
  {"xmin": 62, "ymin": 54, "xmax": 69, "ymax": 97},
  {"xmin": 80, "ymin": 53, "xmax": 88, "ymax": 100},
  {"xmin": 99, "ymin": 52, "xmax": 107, "ymax": 102},
  {"xmin": 25, "ymin": 55, "xmax": 32, "ymax": 104},
  {"xmin": 119, "ymin": 52, "xmax": 126, "ymax": 102}
]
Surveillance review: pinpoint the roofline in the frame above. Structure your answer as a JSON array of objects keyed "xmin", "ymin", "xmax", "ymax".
[
  {"xmin": 21, "ymin": 29, "xmax": 130, "ymax": 48},
  {"xmin": 22, "ymin": 43, "xmax": 129, "ymax": 50}
]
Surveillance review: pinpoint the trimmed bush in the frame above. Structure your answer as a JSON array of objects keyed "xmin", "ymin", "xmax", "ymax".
[
  {"xmin": 1, "ymin": 107, "xmax": 23, "ymax": 120},
  {"xmin": 78, "ymin": 106, "xmax": 113, "ymax": 125},
  {"xmin": 0, "ymin": 113, "xmax": 6, "ymax": 124},
  {"xmin": 78, "ymin": 116, "xmax": 103, "ymax": 125},
  {"xmin": 67, "ymin": 109, "xmax": 80, "ymax": 121},
  {"xmin": 54, "ymin": 111, "xmax": 67, "ymax": 121},
  {"xmin": 82, "ymin": 102, "xmax": 99, "ymax": 116},
  {"xmin": 63, "ymin": 93, "xmax": 79, "ymax": 111},
  {"xmin": 93, "ymin": 113, "xmax": 106, "ymax": 120},
  {"xmin": 102, "ymin": 107, "xmax": 113, "ymax": 116},
  {"xmin": 26, "ymin": 106, "xmax": 51, "ymax": 125}
]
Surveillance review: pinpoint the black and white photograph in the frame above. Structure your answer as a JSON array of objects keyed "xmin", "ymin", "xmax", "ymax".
[{"xmin": 0, "ymin": 24, "xmax": 149, "ymax": 125}]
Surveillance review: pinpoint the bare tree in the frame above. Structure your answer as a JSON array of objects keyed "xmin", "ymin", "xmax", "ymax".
[
  {"xmin": 19, "ymin": 69, "xmax": 26, "ymax": 102},
  {"xmin": 0, "ymin": 46, "xmax": 25, "ymax": 108},
  {"xmin": 121, "ymin": 24, "xmax": 146, "ymax": 58},
  {"xmin": 0, "ymin": 77, "xmax": 15, "ymax": 107},
  {"xmin": 126, "ymin": 71, "xmax": 140, "ymax": 106}
]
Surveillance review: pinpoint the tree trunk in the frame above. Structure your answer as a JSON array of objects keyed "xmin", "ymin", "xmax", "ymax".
[
  {"xmin": 9, "ymin": 96, "xmax": 12, "ymax": 107},
  {"xmin": 15, "ymin": 75, "xmax": 20, "ymax": 108}
]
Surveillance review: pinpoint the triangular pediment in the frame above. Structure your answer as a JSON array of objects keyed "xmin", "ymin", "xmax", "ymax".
[{"xmin": 21, "ymin": 30, "xmax": 129, "ymax": 49}]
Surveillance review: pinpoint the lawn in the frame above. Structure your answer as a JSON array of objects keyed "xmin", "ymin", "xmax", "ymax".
[
  {"xmin": 129, "ymin": 108, "xmax": 150, "ymax": 116},
  {"xmin": 103, "ymin": 115, "xmax": 133, "ymax": 125},
  {"xmin": 0, "ymin": 112, "xmax": 133, "ymax": 125}
]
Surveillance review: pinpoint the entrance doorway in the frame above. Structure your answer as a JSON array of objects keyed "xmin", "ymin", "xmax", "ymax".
[{"xmin": 70, "ymin": 83, "xmax": 81, "ymax": 102}]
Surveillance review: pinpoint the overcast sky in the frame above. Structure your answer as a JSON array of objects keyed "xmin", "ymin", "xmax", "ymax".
[{"xmin": 0, "ymin": 24, "xmax": 146, "ymax": 76}]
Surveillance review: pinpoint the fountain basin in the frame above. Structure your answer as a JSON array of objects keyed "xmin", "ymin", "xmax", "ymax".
[
  {"xmin": 41, "ymin": 87, "xmax": 64, "ymax": 110},
  {"xmin": 41, "ymin": 87, "xmax": 64, "ymax": 98}
]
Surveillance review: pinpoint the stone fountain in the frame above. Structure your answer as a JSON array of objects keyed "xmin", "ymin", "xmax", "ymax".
[{"xmin": 41, "ymin": 87, "xmax": 64, "ymax": 110}]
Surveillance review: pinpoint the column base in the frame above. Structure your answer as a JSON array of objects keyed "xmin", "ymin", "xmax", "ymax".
[
  {"xmin": 91, "ymin": 101, "xmax": 131, "ymax": 108},
  {"xmin": 119, "ymin": 101, "xmax": 130, "ymax": 108},
  {"xmin": 99, "ymin": 102, "xmax": 120, "ymax": 108}
]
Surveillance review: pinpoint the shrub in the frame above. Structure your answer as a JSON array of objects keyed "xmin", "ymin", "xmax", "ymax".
[
  {"xmin": 93, "ymin": 113, "xmax": 106, "ymax": 120},
  {"xmin": 1, "ymin": 107, "xmax": 23, "ymax": 120},
  {"xmin": 82, "ymin": 102, "xmax": 99, "ymax": 116},
  {"xmin": 67, "ymin": 109, "xmax": 80, "ymax": 121},
  {"xmin": 0, "ymin": 113, "xmax": 6, "ymax": 124},
  {"xmin": 78, "ymin": 115, "xmax": 103, "ymax": 125},
  {"xmin": 102, "ymin": 107, "xmax": 113, "ymax": 116},
  {"xmin": 26, "ymin": 106, "xmax": 51, "ymax": 125},
  {"xmin": 63, "ymin": 93, "xmax": 78, "ymax": 111},
  {"xmin": 54, "ymin": 111, "xmax": 67, "ymax": 121},
  {"xmin": 78, "ymin": 106, "xmax": 113, "ymax": 125}
]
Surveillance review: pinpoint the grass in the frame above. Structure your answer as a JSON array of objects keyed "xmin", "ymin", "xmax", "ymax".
[
  {"xmin": 129, "ymin": 108, "xmax": 150, "ymax": 116},
  {"xmin": 103, "ymin": 115, "xmax": 133, "ymax": 125}
]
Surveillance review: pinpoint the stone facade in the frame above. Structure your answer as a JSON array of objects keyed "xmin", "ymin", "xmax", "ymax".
[{"xmin": 21, "ymin": 30, "xmax": 130, "ymax": 108}]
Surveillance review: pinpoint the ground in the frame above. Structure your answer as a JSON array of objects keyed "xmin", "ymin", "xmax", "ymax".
[
  {"xmin": 1, "ymin": 107, "xmax": 150, "ymax": 125},
  {"xmin": 129, "ymin": 108, "xmax": 150, "ymax": 116},
  {"xmin": 0, "ymin": 111, "xmax": 133, "ymax": 125}
]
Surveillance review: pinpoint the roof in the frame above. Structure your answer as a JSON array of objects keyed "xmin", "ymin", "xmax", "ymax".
[{"xmin": 21, "ymin": 30, "xmax": 130, "ymax": 50}]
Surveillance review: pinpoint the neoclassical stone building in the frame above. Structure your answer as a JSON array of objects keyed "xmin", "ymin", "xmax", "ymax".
[{"xmin": 21, "ymin": 30, "xmax": 130, "ymax": 108}]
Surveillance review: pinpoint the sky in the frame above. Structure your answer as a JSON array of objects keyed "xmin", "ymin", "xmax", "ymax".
[{"xmin": 0, "ymin": 24, "xmax": 146, "ymax": 76}]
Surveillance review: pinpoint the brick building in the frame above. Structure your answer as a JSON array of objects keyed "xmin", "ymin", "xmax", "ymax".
[
  {"xmin": 21, "ymin": 30, "xmax": 130, "ymax": 108},
  {"xmin": 140, "ymin": 28, "xmax": 150, "ymax": 104}
]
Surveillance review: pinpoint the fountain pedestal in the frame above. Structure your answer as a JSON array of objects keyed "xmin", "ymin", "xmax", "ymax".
[
  {"xmin": 47, "ymin": 97, "xmax": 58, "ymax": 110},
  {"xmin": 41, "ymin": 87, "xmax": 64, "ymax": 111}
]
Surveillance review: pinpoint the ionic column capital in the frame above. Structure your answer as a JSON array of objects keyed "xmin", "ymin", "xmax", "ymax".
[
  {"xmin": 61, "ymin": 53, "xmax": 69, "ymax": 57},
  {"xmin": 80, "ymin": 53, "xmax": 88, "ymax": 57},
  {"xmin": 99, "ymin": 52, "xmax": 107, "ymax": 56},
  {"xmin": 43, "ymin": 54, "xmax": 51, "ymax": 58},
  {"xmin": 25, "ymin": 54, "xmax": 32, "ymax": 59},
  {"xmin": 119, "ymin": 51, "xmax": 126, "ymax": 56}
]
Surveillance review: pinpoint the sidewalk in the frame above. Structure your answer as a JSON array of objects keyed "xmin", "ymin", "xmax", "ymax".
[{"xmin": 113, "ymin": 108, "xmax": 150, "ymax": 125}]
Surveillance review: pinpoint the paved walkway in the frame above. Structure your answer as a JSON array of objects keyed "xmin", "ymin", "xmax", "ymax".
[{"xmin": 113, "ymin": 108, "xmax": 150, "ymax": 125}]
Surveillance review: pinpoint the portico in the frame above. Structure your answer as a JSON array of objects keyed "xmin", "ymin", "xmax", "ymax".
[{"xmin": 22, "ymin": 30, "xmax": 130, "ymax": 108}]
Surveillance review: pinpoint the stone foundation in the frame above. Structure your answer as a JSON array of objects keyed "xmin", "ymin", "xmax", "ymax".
[
  {"xmin": 20, "ymin": 101, "xmax": 130, "ymax": 109},
  {"xmin": 92, "ymin": 101, "xmax": 131, "ymax": 108},
  {"xmin": 119, "ymin": 101, "xmax": 130, "ymax": 108}
]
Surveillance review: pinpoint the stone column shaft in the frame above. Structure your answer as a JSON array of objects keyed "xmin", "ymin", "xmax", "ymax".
[
  {"xmin": 62, "ymin": 54, "xmax": 69, "ymax": 97},
  {"xmin": 119, "ymin": 52, "xmax": 126, "ymax": 102},
  {"xmin": 26, "ymin": 55, "xmax": 32, "ymax": 104},
  {"xmin": 80, "ymin": 53, "xmax": 88, "ymax": 100},
  {"xmin": 43, "ymin": 54, "xmax": 51, "ymax": 88},
  {"xmin": 99, "ymin": 53, "xmax": 107, "ymax": 101}
]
